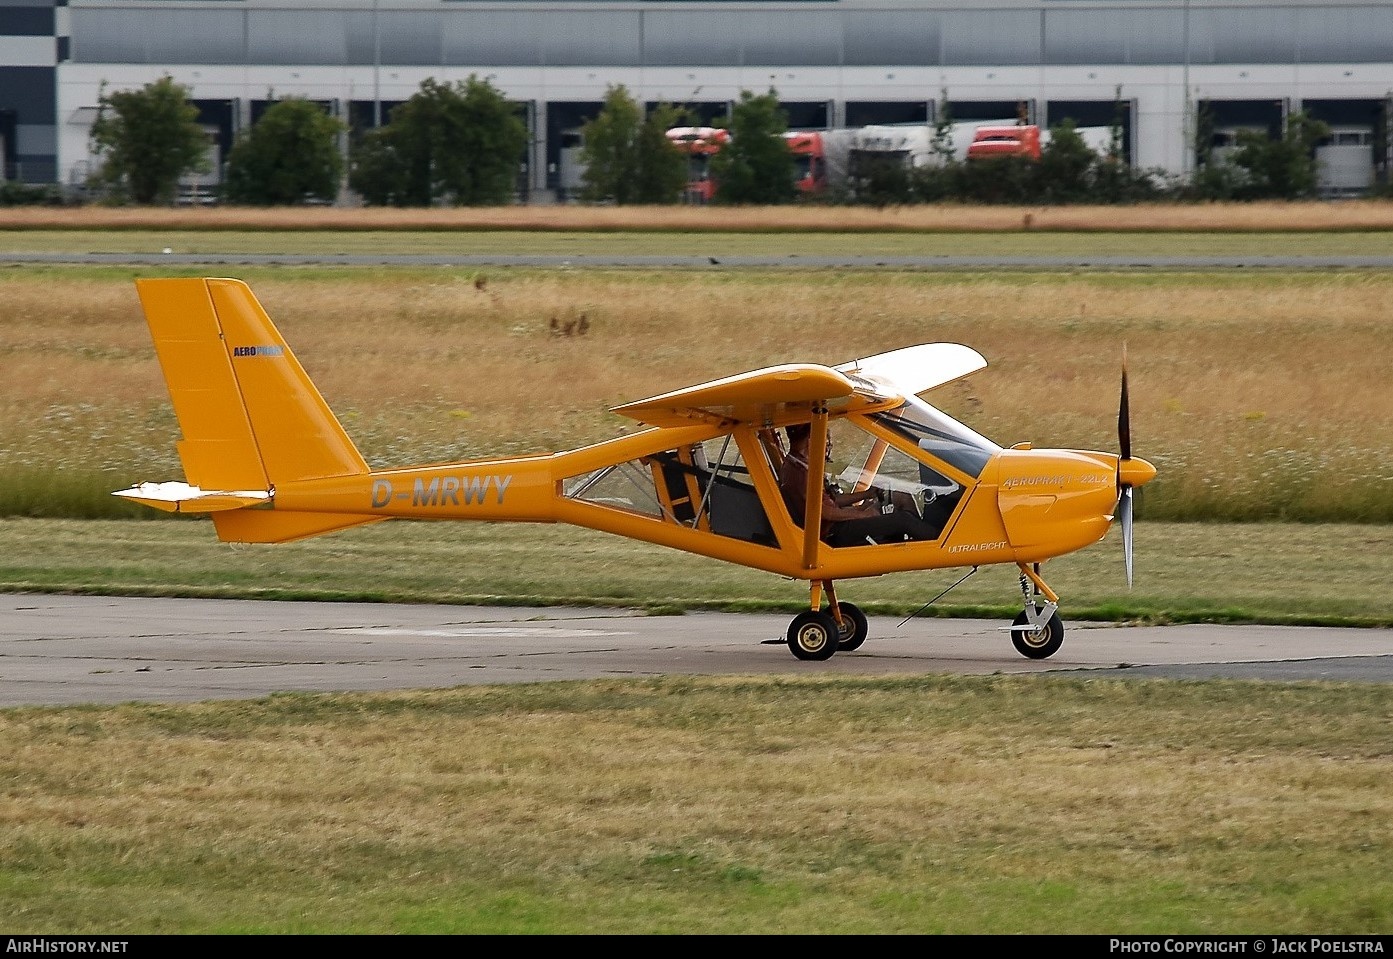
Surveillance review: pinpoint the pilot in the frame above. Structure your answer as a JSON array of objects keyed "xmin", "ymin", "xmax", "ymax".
[{"xmin": 778, "ymin": 423, "xmax": 940, "ymax": 547}]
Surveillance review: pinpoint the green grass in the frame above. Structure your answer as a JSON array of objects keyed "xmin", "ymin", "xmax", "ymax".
[
  {"xmin": 1, "ymin": 675, "xmax": 1389, "ymax": 933},
  {"xmin": 2, "ymin": 517, "xmax": 1390, "ymax": 626}
]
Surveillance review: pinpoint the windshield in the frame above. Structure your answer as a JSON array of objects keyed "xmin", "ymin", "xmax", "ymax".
[{"xmin": 871, "ymin": 396, "xmax": 1001, "ymax": 479}]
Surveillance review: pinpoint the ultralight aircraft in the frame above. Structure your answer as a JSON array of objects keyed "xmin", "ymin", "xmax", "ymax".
[{"xmin": 116, "ymin": 277, "xmax": 1157, "ymax": 661}]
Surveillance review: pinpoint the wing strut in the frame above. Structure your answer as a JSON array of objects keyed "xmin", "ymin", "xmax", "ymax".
[{"xmin": 801, "ymin": 407, "xmax": 829, "ymax": 569}]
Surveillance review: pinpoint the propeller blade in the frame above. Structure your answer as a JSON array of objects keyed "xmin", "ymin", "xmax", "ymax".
[
  {"xmin": 1118, "ymin": 343, "xmax": 1132, "ymax": 464},
  {"xmin": 1120, "ymin": 486, "xmax": 1135, "ymax": 588},
  {"xmin": 1116, "ymin": 344, "xmax": 1142, "ymax": 587}
]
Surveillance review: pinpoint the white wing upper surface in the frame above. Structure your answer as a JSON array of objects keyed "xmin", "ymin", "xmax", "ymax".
[{"xmin": 834, "ymin": 343, "xmax": 987, "ymax": 397}]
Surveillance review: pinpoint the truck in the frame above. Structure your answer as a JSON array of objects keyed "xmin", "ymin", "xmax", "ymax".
[
  {"xmin": 965, "ymin": 124, "xmax": 1042, "ymax": 161},
  {"xmin": 666, "ymin": 126, "xmax": 824, "ymax": 200},
  {"xmin": 784, "ymin": 131, "xmax": 827, "ymax": 195},
  {"xmin": 666, "ymin": 126, "xmax": 730, "ymax": 203},
  {"xmin": 667, "ymin": 124, "xmax": 957, "ymax": 201},
  {"xmin": 666, "ymin": 121, "xmax": 1115, "ymax": 201}
]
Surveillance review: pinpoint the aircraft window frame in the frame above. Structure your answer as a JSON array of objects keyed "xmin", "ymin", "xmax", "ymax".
[
  {"xmin": 845, "ymin": 438, "xmax": 959, "ymax": 501},
  {"xmin": 869, "ymin": 396, "xmax": 1001, "ymax": 480},
  {"xmin": 562, "ymin": 461, "xmax": 665, "ymax": 518},
  {"xmin": 772, "ymin": 416, "xmax": 967, "ymax": 548},
  {"xmin": 698, "ymin": 431, "xmax": 779, "ymax": 547},
  {"xmin": 788, "ymin": 417, "xmax": 966, "ymax": 508}
]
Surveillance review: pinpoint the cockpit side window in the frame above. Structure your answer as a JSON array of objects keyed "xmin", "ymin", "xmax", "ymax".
[
  {"xmin": 780, "ymin": 416, "xmax": 964, "ymax": 546},
  {"xmin": 871, "ymin": 397, "xmax": 1001, "ymax": 479}
]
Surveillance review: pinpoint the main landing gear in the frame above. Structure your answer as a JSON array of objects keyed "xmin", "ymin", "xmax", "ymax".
[
  {"xmin": 786, "ymin": 580, "xmax": 868, "ymax": 661},
  {"xmin": 783, "ymin": 564, "xmax": 1068, "ymax": 662}
]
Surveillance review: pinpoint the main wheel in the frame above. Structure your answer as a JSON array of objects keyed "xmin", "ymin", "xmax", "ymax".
[
  {"xmin": 1011, "ymin": 606, "xmax": 1064, "ymax": 659},
  {"xmin": 833, "ymin": 601, "xmax": 869, "ymax": 651},
  {"xmin": 787, "ymin": 610, "xmax": 841, "ymax": 661}
]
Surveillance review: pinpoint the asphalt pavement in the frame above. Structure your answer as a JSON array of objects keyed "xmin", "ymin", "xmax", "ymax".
[{"xmin": 3, "ymin": 593, "xmax": 1390, "ymax": 707}]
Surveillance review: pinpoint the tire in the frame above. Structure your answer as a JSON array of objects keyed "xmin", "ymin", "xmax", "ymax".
[
  {"xmin": 834, "ymin": 601, "xmax": 869, "ymax": 652},
  {"xmin": 1011, "ymin": 606, "xmax": 1064, "ymax": 660},
  {"xmin": 787, "ymin": 610, "xmax": 841, "ymax": 661}
]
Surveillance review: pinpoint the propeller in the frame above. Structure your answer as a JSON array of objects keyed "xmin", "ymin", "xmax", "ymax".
[{"xmin": 1118, "ymin": 345, "xmax": 1134, "ymax": 586}]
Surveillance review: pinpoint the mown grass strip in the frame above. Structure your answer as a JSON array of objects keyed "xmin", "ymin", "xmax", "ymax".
[{"xmin": 2, "ymin": 517, "xmax": 1389, "ymax": 626}]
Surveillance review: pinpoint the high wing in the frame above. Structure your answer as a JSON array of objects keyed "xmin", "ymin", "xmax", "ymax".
[
  {"xmin": 612, "ymin": 343, "xmax": 986, "ymax": 428},
  {"xmin": 834, "ymin": 343, "xmax": 987, "ymax": 397},
  {"xmin": 611, "ymin": 363, "xmax": 899, "ymax": 428}
]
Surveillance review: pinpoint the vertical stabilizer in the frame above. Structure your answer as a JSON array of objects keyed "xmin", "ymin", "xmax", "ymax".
[
  {"xmin": 136, "ymin": 277, "xmax": 268, "ymax": 492},
  {"xmin": 135, "ymin": 277, "xmax": 368, "ymax": 488}
]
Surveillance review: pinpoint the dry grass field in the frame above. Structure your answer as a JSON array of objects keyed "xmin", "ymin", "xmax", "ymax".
[
  {"xmin": 6, "ymin": 199, "xmax": 1393, "ymax": 233},
  {"xmin": 3, "ymin": 264, "xmax": 1390, "ymax": 521}
]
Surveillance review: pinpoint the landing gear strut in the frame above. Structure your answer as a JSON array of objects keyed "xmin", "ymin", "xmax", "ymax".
[
  {"xmin": 1011, "ymin": 563, "xmax": 1064, "ymax": 659},
  {"xmin": 785, "ymin": 580, "xmax": 868, "ymax": 660},
  {"xmin": 833, "ymin": 601, "xmax": 869, "ymax": 651}
]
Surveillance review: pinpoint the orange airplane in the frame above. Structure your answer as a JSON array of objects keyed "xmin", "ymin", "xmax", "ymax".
[{"xmin": 116, "ymin": 277, "xmax": 1156, "ymax": 662}]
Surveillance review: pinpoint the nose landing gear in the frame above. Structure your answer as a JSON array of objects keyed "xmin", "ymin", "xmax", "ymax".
[{"xmin": 1010, "ymin": 563, "xmax": 1064, "ymax": 659}]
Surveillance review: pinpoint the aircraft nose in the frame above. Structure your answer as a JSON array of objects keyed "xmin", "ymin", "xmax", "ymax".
[{"xmin": 1118, "ymin": 456, "xmax": 1157, "ymax": 489}]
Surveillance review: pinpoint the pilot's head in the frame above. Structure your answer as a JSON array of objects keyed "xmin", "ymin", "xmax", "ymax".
[{"xmin": 786, "ymin": 423, "xmax": 811, "ymax": 448}]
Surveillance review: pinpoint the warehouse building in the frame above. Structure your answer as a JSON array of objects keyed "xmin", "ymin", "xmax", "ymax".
[{"xmin": 1, "ymin": 0, "xmax": 1390, "ymax": 200}]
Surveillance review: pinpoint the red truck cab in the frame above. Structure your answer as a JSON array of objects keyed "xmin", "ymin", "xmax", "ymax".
[
  {"xmin": 966, "ymin": 124, "xmax": 1042, "ymax": 161},
  {"xmin": 666, "ymin": 126, "xmax": 731, "ymax": 202},
  {"xmin": 783, "ymin": 131, "xmax": 826, "ymax": 195}
]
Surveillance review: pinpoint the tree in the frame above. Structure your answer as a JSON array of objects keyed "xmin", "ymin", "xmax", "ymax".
[
  {"xmin": 1229, "ymin": 111, "xmax": 1331, "ymax": 199},
  {"xmin": 1036, "ymin": 119, "xmax": 1097, "ymax": 203},
  {"xmin": 1107, "ymin": 85, "xmax": 1129, "ymax": 165},
  {"xmin": 222, "ymin": 98, "xmax": 346, "ymax": 206},
  {"xmin": 88, "ymin": 75, "xmax": 210, "ymax": 205},
  {"xmin": 349, "ymin": 76, "xmax": 528, "ymax": 206},
  {"xmin": 907, "ymin": 91, "xmax": 965, "ymax": 203},
  {"xmin": 347, "ymin": 132, "xmax": 409, "ymax": 207},
  {"xmin": 579, "ymin": 85, "xmax": 688, "ymax": 204},
  {"xmin": 930, "ymin": 89, "xmax": 957, "ymax": 166},
  {"xmin": 709, "ymin": 89, "xmax": 795, "ymax": 205},
  {"xmin": 952, "ymin": 153, "xmax": 1035, "ymax": 204},
  {"xmin": 848, "ymin": 151, "xmax": 914, "ymax": 207}
]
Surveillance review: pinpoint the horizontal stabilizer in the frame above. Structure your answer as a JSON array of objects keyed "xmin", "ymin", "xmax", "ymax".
[{"xmin": 113, "ymin": 482, "xmax": 271, "ymax": 514}]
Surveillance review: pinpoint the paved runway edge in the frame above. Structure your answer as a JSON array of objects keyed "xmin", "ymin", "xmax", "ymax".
[{"xmin": 4, "ymin": 594, "xmax": 1391, "ymax": 707}]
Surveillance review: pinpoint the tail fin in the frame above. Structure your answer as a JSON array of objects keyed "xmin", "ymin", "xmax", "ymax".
[{"xmin": 119, "ymin": 277, "xmax": 381, "ymax": 543}]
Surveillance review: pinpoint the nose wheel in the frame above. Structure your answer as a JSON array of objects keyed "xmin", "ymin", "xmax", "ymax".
[
  {"xmin": 1011, "ymin": 564, "xmax": 1064, "ymax": 659},
  {"xmin": 1011, "ymin": 604, "xmax": 1064, "ymax": 659}
]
